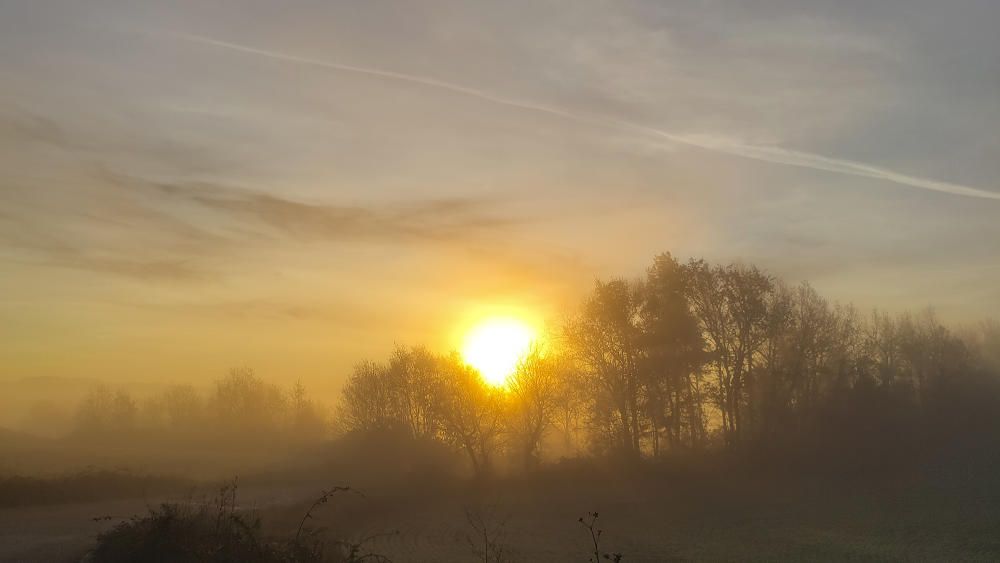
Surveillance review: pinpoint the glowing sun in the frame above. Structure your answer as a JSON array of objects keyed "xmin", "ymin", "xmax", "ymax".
[{"xmin": 461, "ymin": 317, "xmax": 536, "ymax": 386}]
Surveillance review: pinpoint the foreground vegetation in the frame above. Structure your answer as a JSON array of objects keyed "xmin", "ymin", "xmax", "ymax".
[
  {"xmin": 74, "ymin": 455, "xmax": 1000, "ymax": 562},
  {"xmin": 88, "ymin": 480, "xmax": 392, "ymax": 563}
]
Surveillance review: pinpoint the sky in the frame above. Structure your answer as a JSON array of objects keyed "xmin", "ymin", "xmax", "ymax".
[{"xmin": 1, "ymin": 0, "xmax": 998, "ymax": 389}]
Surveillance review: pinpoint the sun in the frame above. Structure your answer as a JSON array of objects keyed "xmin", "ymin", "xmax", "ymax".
[{"xmin": 461, "ymin": 317, "xmax": 537, "ymax": 386}]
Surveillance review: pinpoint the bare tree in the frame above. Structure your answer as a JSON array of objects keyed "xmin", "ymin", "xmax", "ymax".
[
  {"xmin": 686, "ymin": 261, "xmax": 772, "ymax": 447},
  {"xmin": 74, "ymin": 385, "xmax": 137, "ymax": 437},
  {"xmin": 211, "ymin": 368, "xmax": 287, "ymax": 437},
  {"xmin": 386, "ymin": 346, "xmax": 441, "ymax": 439},
  {"xmin": 565, "ymin": 279, "xmax": 647, "ymax": 458},
  {"xmin": 641, "ymin": 253, "xmax": 707, "ymax": 453},
  {"xmin": 339, "ymin": 360, "xmax": 400, "ymax": 433},
  {"xmin": 434, "ymin": 353, "xmax": 505, "ymax": 477},
  {"xmin": 507, "ymin": 344, "xmax": 564, "ymax": 470}
]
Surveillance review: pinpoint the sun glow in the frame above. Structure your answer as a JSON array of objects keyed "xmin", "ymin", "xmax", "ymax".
[{"xmin": 461, "ymin": 317, "xmax": 537, "ymax": 386}]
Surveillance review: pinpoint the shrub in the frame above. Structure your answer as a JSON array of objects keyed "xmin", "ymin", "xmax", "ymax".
[{"xmin": 89, "ymin": 480, "xmax": 391, "ymax": 563}]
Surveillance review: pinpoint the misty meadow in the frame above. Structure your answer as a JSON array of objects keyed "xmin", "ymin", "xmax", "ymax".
[{"xmin": 3, "ymin": 0, "xmax": 1000, "ymax": 561}]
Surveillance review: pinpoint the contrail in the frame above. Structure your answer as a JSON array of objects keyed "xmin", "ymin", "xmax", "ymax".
[{"xmin": 175, "ymin": 32, "xmax": 1000, "ymax": 201}]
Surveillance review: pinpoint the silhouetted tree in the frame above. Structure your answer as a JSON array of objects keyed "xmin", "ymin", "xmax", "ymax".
[
  {"xmin": 330, "ymin": 252, "xmax": 1000, "ymax": 471},
  {"xmin": 565, "ymin": 279, "xmax": 646, "ymax": 458},
  {"xmin": 641, "ymin": 253, "xmax": 707, "ymax": 453},
  {"xmin": 211, "ymin": 368, "xmax": 286, "ymax": 437},
  {"xmin": 434, "ymin": 353, "xmax": 505, "ymax": 477},
  {"xmin": 74, "ymin": 385, "xmax": 137, "ymax": 437},
  {"xmin": 339, "ymin": 360, "xmax": 400, "ymax": 433},
  {"xmin": 686, "ymin": 261, "xmax": 772, "ymax": 447},
  {"xmin": 386, "ymin": 346, "xmax": 441, "ymax": 439},
  {"xmin": 507, "ymin": 344, "xmax": 564, "ymax": 470}
]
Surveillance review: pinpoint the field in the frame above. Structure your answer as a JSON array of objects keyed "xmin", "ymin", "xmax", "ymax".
[{"xmin": 3, "ymin": 459, "xmax": 999, "ymax": 563}]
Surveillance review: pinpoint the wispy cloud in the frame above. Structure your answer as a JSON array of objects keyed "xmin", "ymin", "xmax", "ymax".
[
  {"xmin": 0, "ymin": 165, "xmax": 531, "ymax": 282},
  {"xmin": 172, "ymin": 32, "xmax": 1000, "ymax": 202},
  {"xmin": 0, "ymin": 226, "xmax": 213, "ymax": 282},
  {"xmin": 138, "ymin": 176, "xmax": 526, "ymax": 244}
]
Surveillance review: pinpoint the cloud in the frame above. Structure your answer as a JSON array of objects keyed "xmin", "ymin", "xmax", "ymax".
[
  {"xmin": 0, "ymin": 210, "xmax": 217, "ymax": 282},
  {"xmin": 0, "ymin": 165, "xmax": 531, "ymax": 283},
  {"xmin": 0, "ymin": 108, "xmax": 232, "ymax": 177},
  {"xmin": 171, "ymin": 32, "xmax": 1000, "ymax": 202},
  {"xmin": 45, "ymin": 255, "xmax": 210, "ymax": 282},
  {"xmin": 648, "ymin": 136, "xmax": 1000, "ymax": 201},
  {"xmin": 0, "ymin": 113, "xmax": 74, "ymax": 148},
  {"xmin": 135, "ymin": 175, "xmax": 527, "ymax": 244}
]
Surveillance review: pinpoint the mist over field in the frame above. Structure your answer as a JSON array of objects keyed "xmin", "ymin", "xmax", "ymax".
[
  {"xmin": 4, "ymin": 254, "xmax": 1000, "ymax": 562},
  {"xmin": 2, "ymin": 1, "xmax": 1000, "ymax": 562}
]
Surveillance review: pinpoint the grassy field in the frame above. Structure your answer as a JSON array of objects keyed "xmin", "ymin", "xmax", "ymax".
[
  {"xmin": 3, "ymin": 459, "xmax": 999, "ymax": 562},
  {"xmin": 266, "ymin": 460, "xmax": 1000, "ymax": 562}
]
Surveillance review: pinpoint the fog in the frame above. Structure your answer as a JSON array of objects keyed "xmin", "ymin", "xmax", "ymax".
[
  {"xmin": 3, "ymin": 254, "xmax": 1000, "ymax": 561},
  {"xmin": 3, "ymin": 0, "xmax": 1000, "ymax": 560}
]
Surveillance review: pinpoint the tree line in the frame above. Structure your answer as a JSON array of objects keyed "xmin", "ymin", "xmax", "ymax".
[
  {"xmin": 72, "ymin": 368, "xmax": 329, "ymax": 445},
  {"xmin": 61, "ymin": 252, "xmax": 1000, "ymax": 476},
  {"xmin": 339, "ymin": 253, "xmax": 1000, "ymax": 474}
]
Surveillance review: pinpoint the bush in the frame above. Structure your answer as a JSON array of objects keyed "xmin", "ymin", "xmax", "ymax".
[{"xmin": 89, "ymin": 481, "xmax": 391, "ymax": 563}]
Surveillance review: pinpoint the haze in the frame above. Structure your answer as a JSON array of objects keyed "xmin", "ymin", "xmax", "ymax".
[
  {"xmin": 6, "ymin": 3, "xmax": 1000, "ymax": 562},
  {"xmin": 2, "ymin": 1, "xmax": 998, "ymax": 404}
]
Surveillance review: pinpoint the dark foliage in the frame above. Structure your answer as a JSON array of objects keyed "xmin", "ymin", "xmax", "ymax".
[{"xmin": 90, "ymin": 481, "xmax": 390, "ymax": 563}]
